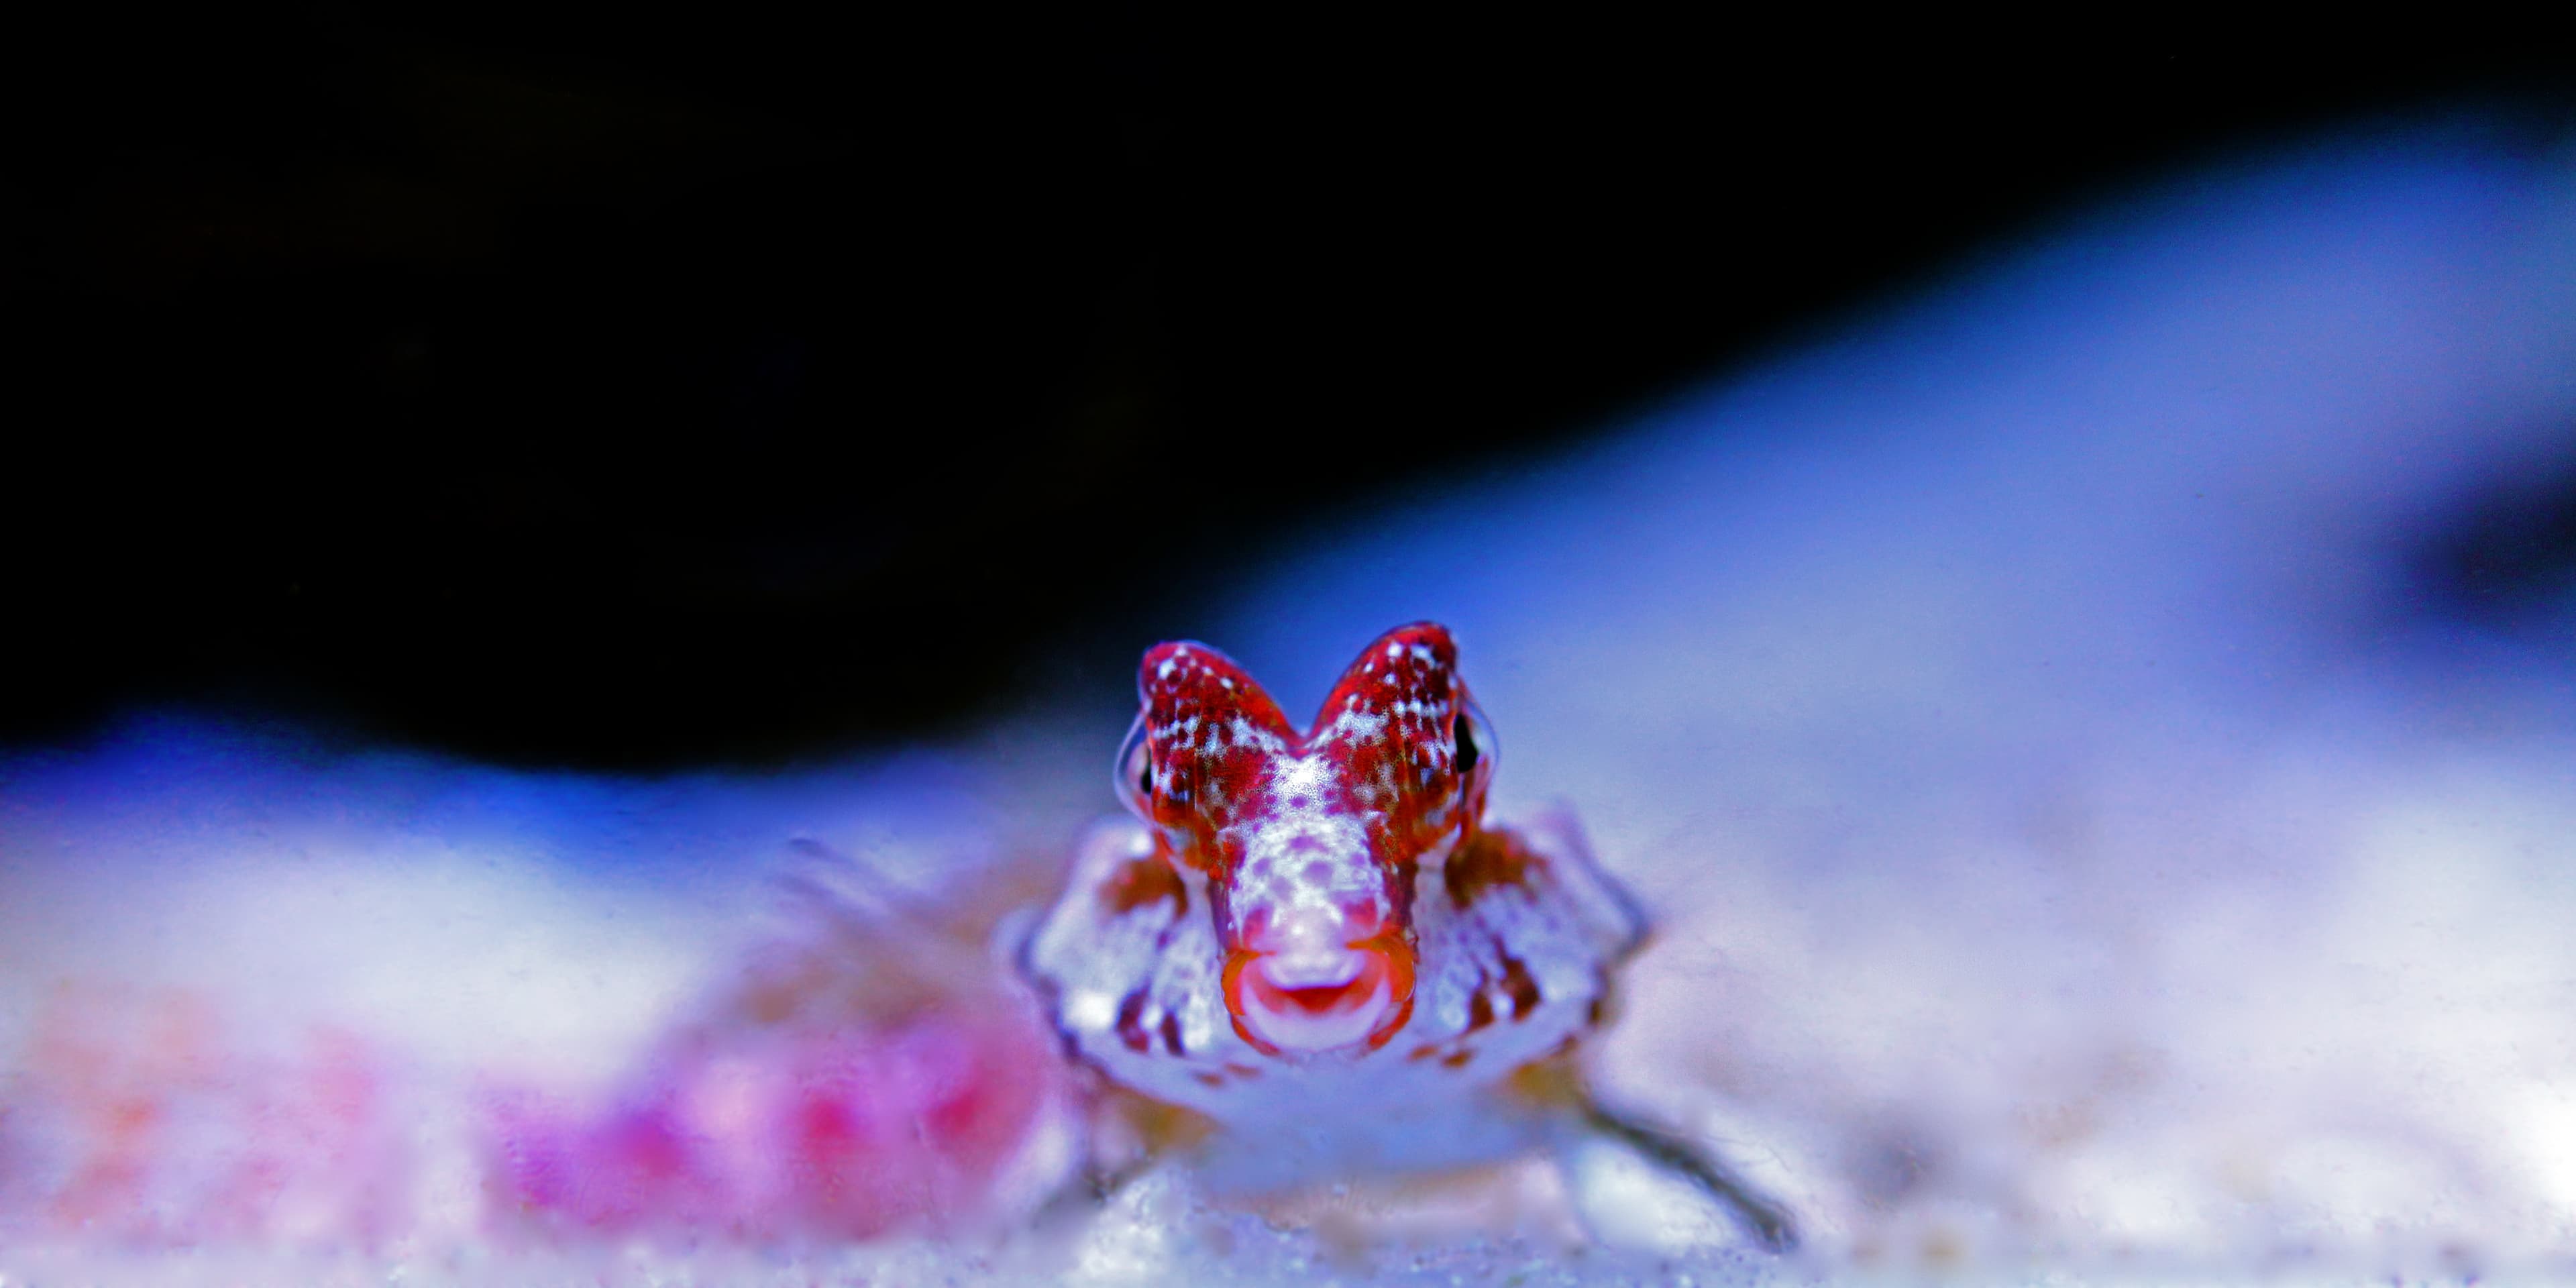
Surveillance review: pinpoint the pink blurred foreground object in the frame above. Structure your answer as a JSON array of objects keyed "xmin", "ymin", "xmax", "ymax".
[
  {"xmin": 1, "ymin": 865, "xmax": 1069, "ymax": 1253},
  {"xmin": 476, "ymin": 850, "xmax": 1071, "ymax": 1243},
  {"xmin": 7, "ymin": 984, "xmax": 409, "ymax": 1249},
  {"xmin": 482, "ymin": 1013, "xmax": 1055, "ymax": 1241}
]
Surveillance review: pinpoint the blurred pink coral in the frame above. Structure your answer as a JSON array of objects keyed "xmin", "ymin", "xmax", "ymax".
[
  {"xmin": 2, "ymin": 873, "xmax": 1066, "ymax": 1252},
  {"xmin": 3, "ymin": 984, "xmax": 408, "ymax": 1248},
  {"xmin": 477, "ymin": 854, "xmax": 1067, "ymax": 1243},
  {"xmin": 482, "ymin": 1013, "xmax": 1056, "ymax": 1240}
]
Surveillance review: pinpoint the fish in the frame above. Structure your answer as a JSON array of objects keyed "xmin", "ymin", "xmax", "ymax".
[{"xmin": 1017, "ymin": 621, "xmax": 1796, "ymax": 1250}]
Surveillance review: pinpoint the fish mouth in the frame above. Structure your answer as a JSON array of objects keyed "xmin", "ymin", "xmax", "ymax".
[{"xmin": 1222, "ymin": 934, "xmax": 1415, "ymax": 1056}]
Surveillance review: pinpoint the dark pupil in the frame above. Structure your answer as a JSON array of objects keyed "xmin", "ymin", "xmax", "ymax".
[
  {"xmin": 1452, "ymin": 713, "xmax": 1479, "ymax": 776},
  {"xmin": 1137, "ymin": 755, "xmax": 1155, "ymax": 800}
]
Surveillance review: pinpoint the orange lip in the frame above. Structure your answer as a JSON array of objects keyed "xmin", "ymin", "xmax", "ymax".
[{"xmin": 1222, "ymin": 931, "xmax": 1417, "ymax": 1057}]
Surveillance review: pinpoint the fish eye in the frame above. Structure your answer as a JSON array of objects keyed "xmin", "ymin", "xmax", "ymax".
[
  {"xmin": 1453, "ymin": 699, "xmax": 1496, "ymax": 784},
  {"xmin": 1113, "ymin": 714, "xmax": 1155, "ymax": 818}
]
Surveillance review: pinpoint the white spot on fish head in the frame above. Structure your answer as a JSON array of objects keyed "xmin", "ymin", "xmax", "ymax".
[{"xmin": 1328, "ymin": 706, "xmax": 1388, "ymax": 745}]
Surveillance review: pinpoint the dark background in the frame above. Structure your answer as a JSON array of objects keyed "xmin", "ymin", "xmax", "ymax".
[{"xmin": 5, "ymin": 15, "xmax": 2570, "ymax": 767}]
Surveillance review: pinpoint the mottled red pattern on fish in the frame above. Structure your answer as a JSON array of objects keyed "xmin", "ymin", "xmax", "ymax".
[{"xmin": 1024, "ymin": 621, "xmax": 1645, "ymax": 1134}]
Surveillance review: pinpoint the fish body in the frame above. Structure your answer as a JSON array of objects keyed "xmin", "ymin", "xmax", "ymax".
[{"xmin": 1019, "ymin": 623, "xmax": 1654, "ymax": 1185}]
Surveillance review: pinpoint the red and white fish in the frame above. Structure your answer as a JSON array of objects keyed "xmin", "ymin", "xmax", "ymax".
[{"xmin": 1018, "ymin": 621, "xmax": 1795, "ymax": 1248}]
